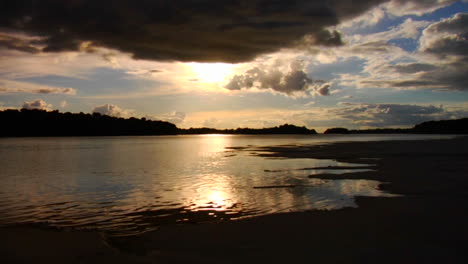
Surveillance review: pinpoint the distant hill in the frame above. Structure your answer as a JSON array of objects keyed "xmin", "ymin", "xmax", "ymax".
[
  {"xmin": 0, "ymin": 109, "xmax": 178, "ymax": 137},
  {"xmin": 323, "ymin": 127, "xmax": 350, "ymax": 134},
  {"xmin": 413, "ymin": 118, "xmax": 468, "ymax": 134}
]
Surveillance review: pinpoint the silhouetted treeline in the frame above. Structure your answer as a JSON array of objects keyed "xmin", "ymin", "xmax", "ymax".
[
  {"xmin": 180, "ymin": 124, "xmax": 317, "ymax": 135},
  {"xmin": 325, "ymin": 127, "xmax": 412, "ymax": 134},
  {"xmin": 348, "ymin": 128, "xmax": 413, "ymax": 134},
  {"xmin": 413, "ymin": 118, "xmax": 468, "ymax": 134},
  {"xmin": 1, "ymin": 109, "xmax": 466, "ymax": 137},
  {"xmin": 323, "ymin": 128, "xmax": 350, "ymax": 134},
  {"xmin": 0, "ymin": 109, "xmax": 178, "ymax": 137}
]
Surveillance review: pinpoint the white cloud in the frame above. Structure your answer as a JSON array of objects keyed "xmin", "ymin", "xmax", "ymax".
[
  {"xmin": 22, "ymin": 99, "xmax": 52, "ymax": 110},
  {"xmin": 225, "ymin": 58, "xmax": 332, "ymax": 97},
  {"xmin": 92, "ymin": 104, "xmax": 134, "ymax": 118},
  {"xmin": 386, "ymin": 0, "xmax": 460, "ymax": 16},
  {"xmin": 339, "ymin": 6, "xmax": 387, "ymax": 30},
  {"xmin": 147, "ymin": 111, "xmax": 186, "ymax": 125},
  {"xmin": 339, "ymin": 0, "xmax": 458, "ymax": 32},
  {"xmin": 362, "ymin": 18, "xmax": 430, "ymax": 41}
]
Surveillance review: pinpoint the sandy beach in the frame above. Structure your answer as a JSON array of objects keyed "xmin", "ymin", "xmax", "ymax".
[{"xmin": 2, "ymin": 136, "xmax": 468, "ymax": 263}]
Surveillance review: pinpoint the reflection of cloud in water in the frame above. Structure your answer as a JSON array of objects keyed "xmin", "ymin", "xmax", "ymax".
[{"xmin": 248, "ymin": 179, "xmax": 396, "ymax": 213}]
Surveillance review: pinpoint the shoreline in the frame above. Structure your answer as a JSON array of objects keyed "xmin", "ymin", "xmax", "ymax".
[{"xmin": 2, "ymin": 136, "xmax": 468, "ymax": 263}]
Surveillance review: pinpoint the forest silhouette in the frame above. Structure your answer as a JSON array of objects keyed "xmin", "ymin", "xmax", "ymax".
[
  {"xmin": 0, "ymin": 109, "xmax": 177, "ymax": 137},
  {"xmin": 0, "ymin": 109, "xmax": 467, "ymax": 137}
]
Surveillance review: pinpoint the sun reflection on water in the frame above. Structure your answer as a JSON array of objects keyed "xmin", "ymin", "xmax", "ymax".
[{"xmin": 197, "ymin": 134, "xmax": 233, "ymax": 154}]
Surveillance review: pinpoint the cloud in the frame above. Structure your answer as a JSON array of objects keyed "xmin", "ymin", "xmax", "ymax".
[
  {"xmin": 358, "ymin": 60, "xmax": 468, "ymax": 91},
  {"xmin": 0, "ymin": 79, "xmax": 76, "ymax": 95},
  {"xmin": 22, "ymin": 99, "xmax": 52, "ymax": 110},
  {"xmin": 397, "ymin": 13, "xmax": 468, "ymax": 91},
  {"xmin": 148, "ymin": 111, "xmax": 186, "ymax": 125},
  {"xmin": 126, "ymin": 69, "xmax": 164, "ymax": 76},
  {"xmin": 316, "ymin": 83, "xmax": 331, "ymax": 96},
  {"xmin": 0, "ymin": 32, "xmax": 42, "ymax": 53},
  {"xmin": 183, "ymin": 109, "xmax": 299, "ymax": 129},
  {"xmin": 179, "ymin": 102, "xmax": 468, "ymax": 131},
  {"xmin": 386, "ymin": 63, "xmax": 438, "ymax": 74},
  {"xmin": 0, "ymin": 0, "xmax": 404, "ymax": 63},
  {"xmin": 347, "ymin": 40, "xmax": 400, "ymax": 54},
  {"xmin": 338, "ymin": 12, "xmax": 468, "ymax": 92},
  {"xmin": 339, "ymin": 1, "xmax": 457, "ymax": 32},
  {"xmin": 331, "ymin": 103, "xmax": 448, "ymax": 127},
  {"xmin": 92, "ymin": 104, "xmax": 134, "ymax": 118},
  {"xmin": 371, "ymin": 18, "xmax": 430, "ymax": 40},
  {"xmin": 339, "ymin": 6, "xmax": 387, "ymax": 30},
  {"xmin": 225, "ymin": 60, "xmax": 331, "ymax": 96},
  {"xmin": 386, "ymin": 0, "xmax": 460, "ymax": 16},
  {"xmin": 419, "ymin": 13, "xmax": 468, "ymax": 58}
]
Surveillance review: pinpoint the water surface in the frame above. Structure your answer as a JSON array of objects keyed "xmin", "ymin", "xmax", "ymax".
[{"xmin": 0, "ymin": 134, "xmax": 453, "ymax": 235}]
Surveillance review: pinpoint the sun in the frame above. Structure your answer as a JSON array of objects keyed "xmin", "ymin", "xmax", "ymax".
[{"xmin": 187, "ymin": 62, "xmax": 235, "ymax": 83}]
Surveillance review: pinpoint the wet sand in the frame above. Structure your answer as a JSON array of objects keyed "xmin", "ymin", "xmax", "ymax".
[{"xmin": 2, "ymin": 136, "xmax": 468, "ymax": 263}]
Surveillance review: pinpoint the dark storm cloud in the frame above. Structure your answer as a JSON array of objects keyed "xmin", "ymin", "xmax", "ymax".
[{"xmin": 0, "ymin": 0, "xmax": 392, "ymax": 63}]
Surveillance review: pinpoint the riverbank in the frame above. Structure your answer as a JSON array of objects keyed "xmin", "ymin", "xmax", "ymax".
[{"xmin": 2, "ymin": 136, "xmax": 467, "ymax": 263}]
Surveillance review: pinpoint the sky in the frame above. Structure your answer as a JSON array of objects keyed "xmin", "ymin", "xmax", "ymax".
[{"xmin": 0, "ymin": 0, "xmax": 467, "ymax": 131}]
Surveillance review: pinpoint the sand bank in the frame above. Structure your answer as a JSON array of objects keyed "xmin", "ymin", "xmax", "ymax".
[{"xmin": 2, "ymin": 136, "xmax": 467, "ymax": 263}]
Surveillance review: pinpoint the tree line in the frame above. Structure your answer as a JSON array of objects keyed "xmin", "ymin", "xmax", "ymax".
[
  {"xmin": 179, "ymin": 124, "xmax": 317, "ymax": 135},
  {"xmin": 0, "ymin": 109, "xmax": 466, "ymax": 137},
  {"xmin": 0, "ymin": 109, "xmax": 178, "ymax": 137}
]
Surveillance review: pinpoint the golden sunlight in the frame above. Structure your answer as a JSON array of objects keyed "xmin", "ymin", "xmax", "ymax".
[
  {"xmin": 187, "ymin": 62, "xmax": 235, "ymax": 83},
  {"xmin": 206, "ymin": 190, "xmax": 230, "ymax": 208},
  {"xmin": 199, "ymin": 134, "xmax": 232, "ymax": 153}
]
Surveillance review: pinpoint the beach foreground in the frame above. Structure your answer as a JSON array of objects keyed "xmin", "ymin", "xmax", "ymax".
[{"xmin": 2, "ymin": 136, "xmax": 467, "ymax": 263}]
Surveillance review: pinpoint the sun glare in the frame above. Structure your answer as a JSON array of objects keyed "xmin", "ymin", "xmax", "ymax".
[{"xmin": 188, "ymin": 62, "xmax": 235, "ymax": 83}]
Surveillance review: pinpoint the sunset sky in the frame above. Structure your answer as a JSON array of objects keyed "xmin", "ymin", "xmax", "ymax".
[{"xmin": 1, "ymin": 0, "xmax": 467, "ymax": 131}]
